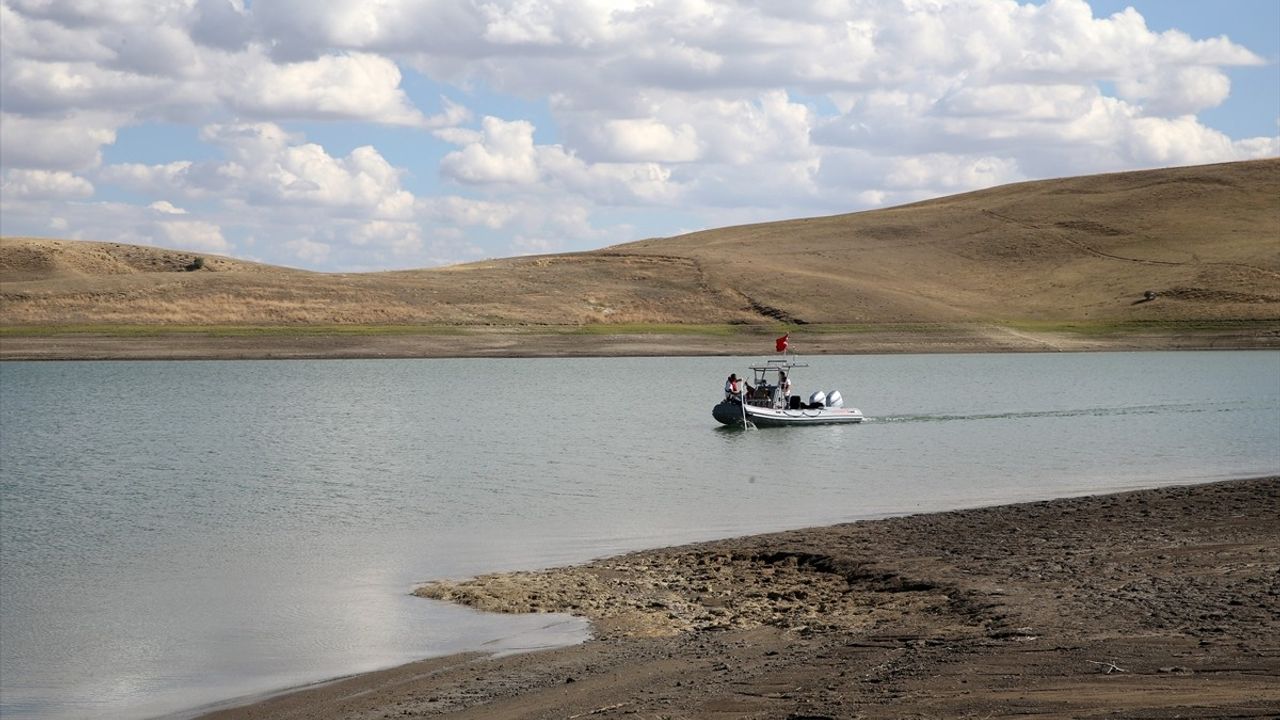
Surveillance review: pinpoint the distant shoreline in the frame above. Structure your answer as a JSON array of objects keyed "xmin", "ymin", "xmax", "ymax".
[
  {"xmin": 2, "ymin": 320, "xmax": 1276, "ymax": 360},
  {"xmin": 201, "ymin": 476, "xmax": 1280, "ymax": 719}
]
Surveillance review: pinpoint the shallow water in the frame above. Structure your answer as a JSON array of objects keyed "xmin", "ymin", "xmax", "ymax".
[{"xmin": 2, "ymin": 352, "xmax": 1277, "ymax": 719}]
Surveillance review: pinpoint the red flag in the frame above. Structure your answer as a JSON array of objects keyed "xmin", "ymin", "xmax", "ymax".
[{"xmin": 775, "ymin": 333, "xmax": 788, "ymax": 352}]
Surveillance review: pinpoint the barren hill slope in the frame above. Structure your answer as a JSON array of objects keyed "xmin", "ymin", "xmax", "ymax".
[
  {"xmin": 618, "ymin": 158, "xmax": 1280, "ymax": 324},
  {"xmin": 2, "ymin": 159, "xmax": 1277, "ymax": 327}
]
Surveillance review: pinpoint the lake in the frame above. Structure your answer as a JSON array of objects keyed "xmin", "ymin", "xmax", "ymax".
[{"xmin": 1, "ymin": 352, "xmax": 1277, "ymax": 719}]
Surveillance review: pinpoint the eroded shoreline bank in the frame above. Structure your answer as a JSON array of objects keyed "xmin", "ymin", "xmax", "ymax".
[
  {"xmin": 203, "ymin": 477, "xmax": 1280, "ymax": 719},
  {"xmin": 4, "ymin": 322, "xmax": 1278, "ymax": 360}
]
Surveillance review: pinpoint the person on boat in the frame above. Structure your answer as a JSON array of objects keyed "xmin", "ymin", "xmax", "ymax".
[
  {"xmin": 724, "ymin": 373, "xmax": 753, "ymax": 402},
  {"xmin": 724, "ymin": 373, "xmax": 741, "ymax": 401},
  {"xmin": 778, "ymin": 371, "xmax": 792, "ymax": 408}
]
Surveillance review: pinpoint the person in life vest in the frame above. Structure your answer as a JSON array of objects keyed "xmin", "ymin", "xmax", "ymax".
[
  {"xmin": 778, "ymin": 371, "xmax": 792, "ymax": 408},
  {"xmin": 724, "ymin": 373, "xmax": 753, "ymax": 402}
]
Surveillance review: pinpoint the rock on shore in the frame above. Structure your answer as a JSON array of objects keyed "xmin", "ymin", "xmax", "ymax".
[{"xmin": 208, "ymin": 477, "xmax": 1280, "ymax": 719}]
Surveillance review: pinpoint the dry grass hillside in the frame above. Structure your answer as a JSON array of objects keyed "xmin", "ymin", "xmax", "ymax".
[
  {"xmin": 619, "ymin": 157, "xmax": 1280, "ymax": 324},
  {"xmin": 2, "ymin": 159, "xmax": 1278, "ymax": 329}
]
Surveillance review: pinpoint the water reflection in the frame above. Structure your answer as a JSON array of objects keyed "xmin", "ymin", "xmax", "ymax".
[{"xmin": 2, "ymin": 352, "xmax": 1277, "ymax": 719}]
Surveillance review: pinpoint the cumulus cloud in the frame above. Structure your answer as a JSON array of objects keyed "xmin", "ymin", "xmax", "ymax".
[
  {"xmin": 420, "ymin": 195, "xmax": 517, "ymax": 229},
  {"xmin": 101, "ymin": 122, "xmax": 418, "ymax": 219},
  {"xmin": 285, "ymin": 237, "xmax": 331, "ymax": 265},
  {"xmin": 0, "ymin": 193, "xmax": 236, "ymax": 256},
  {"xmin": 0, "ymin": 2, "xmax": 115, "ymax": 63},
  {"xmin": 2, "ymin": 56, "xmax": 181, "ymax": 116},
  {"xmin": 937, "ymin": 84, "xmax": 1100, "ymax": 121},
  {"xmin": 5, "ymin": 0, "xmax": 166, "ymax": 27},
  {"xmin": 502, "ymin": 199, "xmax": 608, "ymax": 256},
  {"xmin": 586, "ymin": 118, "xmax": 701, "ymax": 163},
  {"xmin": 2, "ymin": 0, "xmax": 1275, "ymax": 271},
  {"xmin": 1115, "ymin": 65, "xmax": 1231, "ymax": 116},
  {"xmin": 1124, "ymin": 115, "xmax": 1277, "ymax": 166},
  {"xmin": 438, "ymin": 115, "xmax": 682, "ymax": 204},
  {"xmin": 883, "ymin": 154, "xmax": 1023, "ymax": 192},
  {"xmin": 352, "ymin": 220, "xmax": 424, "ymax": 255},
  {"xmin": 440, "ymin": 116, "xmax": 542, "ymax": 184},
  {"xmin": 154, "ymin": 220, "xmax": 230, "ymax": 254},
  {"xmin": 191, "ymin": 0, "xmax": 253, "ymax": 51},
  {"xmin": 1, "ymin": 169, "xmax": 94, "ymax": 199},
  {"xmin": 223, "ymin": 51, "xmax": 434, "ymax": 127},
  {"xmin": 0, "ymin": 111, "xmax": 120, "ymax": 171},
  {"xmin": 148, "ymin": 200, "xmax": 188, "ymax": 215},
  {"xmin": 99, "ymin": 161, "xmax": 196, "ymax": 193},
  {"xmin": 0, "ymin": 1, "xmax": 462, "ymax": 137}
]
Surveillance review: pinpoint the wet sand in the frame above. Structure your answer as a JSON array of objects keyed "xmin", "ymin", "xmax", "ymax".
[{"xmin": 202, "ymin": 477, "xmax": 1279, "ymax": 719}]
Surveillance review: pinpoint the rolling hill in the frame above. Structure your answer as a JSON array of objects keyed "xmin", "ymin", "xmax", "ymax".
[{"xmin": 2, "ymin": 159, "xmax": 1278, "ymax": 331}]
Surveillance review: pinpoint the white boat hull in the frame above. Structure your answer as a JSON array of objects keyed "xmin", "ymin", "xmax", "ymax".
[{"xmin": 713, "ymin": 400, "xmax": 864, "ymax": 427}]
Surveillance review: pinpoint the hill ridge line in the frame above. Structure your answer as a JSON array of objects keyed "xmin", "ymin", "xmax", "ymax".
[{"xmin": 3, "ymin": 159, "xmax": 1277, "ymax": 330}]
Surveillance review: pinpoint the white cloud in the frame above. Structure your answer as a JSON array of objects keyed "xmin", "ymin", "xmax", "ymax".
[
  {"xmin": 439, "ymin": 115, "xmax": 682, "ymax": 203},
  {"xmin": 1124, "ymin": 115, "xmax": 1278, "ymax": 166},
  {"xmin": 440, "ymin": 116, "xmax": 541, "ymax": 184},
  {"xmin": 103, "ymin": 123, "xmax": 418, "ymax": 218},
  {"xmin": 539, "ymin": 153, "xmax": 678, "ymax": 204},
  {"xmin": 285, "ymin": 237, "xmax": 331, "ymax": 265},
  {"xmin": 588, "ymin": 118, "xmax": 701, "ymax": 163},
  {"xmin": 352, "ymin": 220, "xmax": 423, "ymax": 255},
  {"xmin": 883, "ymin": 154, "xmax": 1023, "ymax": 192},
  {"xmin": 223, "ymin": 51, "xmax": 433, "ymax": 126},
  {"xmin": 5, "ymin": 0, "xmax": 169, "ymax": 27},
  {"xmin": 2, "ymin": 0, "xmax": 1275, "ymax": 272},
  {"xmin": 100, "ymin": 161, "xmax": 196, "ymax": 193},
  {"xmin": 937, "ymin": 84, "xmax": 1100, "ymax": 121},
  {"xmin": 1, "ymin": 168, "xmax": 94, "ymax": 199},
  {"xmin": 148, "ymin": 200, "xmax": 188, "ymax": 215},
  {"xmin": 0, "ymin": 111, "xmax": 120, "ymax": 171},
  {"xmin": 0, "ymin": 194, "xmax": 235, "ymax": 255},
  {"xmin": 690, "ymin": 91, "xmax": 814, "ymax": 165},
  {"xmin": 2, "ymin": 57, "xmax": 176, "ymax": 115},
  {"xmin": 0, "ymin": 2, "xmax": 115, "ymax": 63},
  {"xmin": 1, "ymin": 2, "xmax": 458, "ymax": 131},
  {"xmin": 191, "ymin": 0, "xmax": 253, "ymax": 51},
  {"xmin": 104, "ymin": 24, "xmax": 203, "ymax": 78},
  {"xmin": 502, "ymin": 199, "xmax": 603, "ymax": 255},
  {"xmin": 420, "ymin": 195, "xmax": 517, "ymax": 229},
  {"xmin": 1115, "ymin": 65, "xmax": 1231, "ymax": 116},
  {"xmin": 154, "ymin": 220, "xmax": 229, "ymax": 254}
]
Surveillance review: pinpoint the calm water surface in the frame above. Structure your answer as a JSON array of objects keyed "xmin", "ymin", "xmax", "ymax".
[{"xmin": 2, "ymin": 352, "xmax": 1277, "ymax": 719}]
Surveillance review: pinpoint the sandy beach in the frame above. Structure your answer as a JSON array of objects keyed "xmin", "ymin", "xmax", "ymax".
[{"xmin": 201, "ymin": 477, "xmax": 1279, "ymax": 719}]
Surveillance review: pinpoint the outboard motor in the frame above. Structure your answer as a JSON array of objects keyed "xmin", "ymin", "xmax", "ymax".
[
  {"xmin": 826, "ymin": 390, "xmax": 844, "ymax": 408},
  {"xmin": 808, "ymin": 390, "xmax": 826, "ymax": 408}
]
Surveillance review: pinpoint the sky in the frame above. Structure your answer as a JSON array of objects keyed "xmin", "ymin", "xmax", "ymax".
[{"xmin": 1, "ymin": 0, "xmax": 1277, "ymax": 272}]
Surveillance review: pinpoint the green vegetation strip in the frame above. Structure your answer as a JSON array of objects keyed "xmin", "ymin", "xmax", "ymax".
[
  {"xmin": 0, "ymin": 324, "xmax": 469, "ymax": 337},
  {"xmin": 3, "ymin": 320, "xmax": 1273, "ymax": 340},
  {"xmin": 797, "ymin": 323, "xmax": 957, "ymax": 335},
  {"xmin": 554, "ymin": 323, "xmax": 954, "ymax": 337},
  {"xmin": 1002, "ymin": 319, "xmax": 1280, "ymax": 337},
  {"xmin": 1, "ymin": 323, "xmax": 765, "ymax": 338},
  {"xmin": 560, "ymin": 323, "xmax": 745, "ymax": 336}
]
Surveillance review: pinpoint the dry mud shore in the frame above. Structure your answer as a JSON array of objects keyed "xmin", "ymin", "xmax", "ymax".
[
  {"xmin": 205, "ymin": 478, "xmax": 1279, "ymax": 720},
  {"xmin": 4, "ymin": 323, "xmax": 1279, "ymax": 360}
]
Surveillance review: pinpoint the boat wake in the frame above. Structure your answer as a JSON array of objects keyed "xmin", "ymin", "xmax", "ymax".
[{"xmin": 871, "ymin": 401, "xmax": 1242, "ymax": 424}]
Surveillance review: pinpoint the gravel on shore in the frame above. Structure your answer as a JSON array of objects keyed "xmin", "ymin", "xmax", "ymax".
[{"xmin": 204, "ymin": 477, "xmax": 1280, "ymax": 719}]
